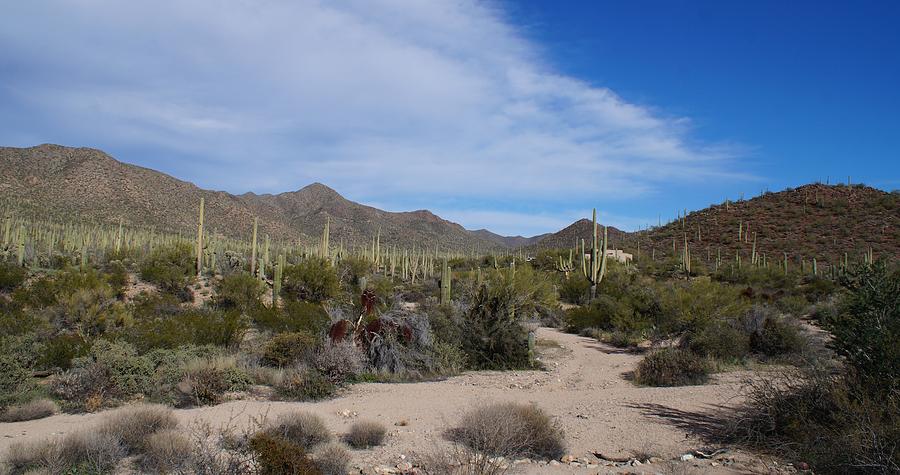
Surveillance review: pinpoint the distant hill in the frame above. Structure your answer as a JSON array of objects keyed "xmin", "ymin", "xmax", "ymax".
[
  {"xmin": 526, "ymin": 218, "xmax": 630, "ymax": 251},
  {"xmin": 470, "ymin": 229, "xmax": 548, "ymax": 248},
  {"xmin": 0, "ymin": 144, "xmax": 510, "ymax": 250},
  {"xmin": 636, "ymin": 184, "xmax": 899, "ymax": 264}
]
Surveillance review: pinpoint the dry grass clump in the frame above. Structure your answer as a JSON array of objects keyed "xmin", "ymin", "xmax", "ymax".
[
  {"xmin": 0, "ymin": 399, "xmax": 58, "ymax": 422},
  {"xmin": 139, "ymin": 429, "xmax": 194, "ymax": 473},
  {"xmin": 345, "ymin": 420, "xmax": 387, "ymax": 448},
  {"xmin": 266, "ymin": 411, "xmax": 333, "ymax": 450},
  {"xmin": 449, "ymin": 402, "xmax": 565, "ymax": 460},
  {"xmin": 96, "ymin": 403, "xmax": 179, "ymax": 454},
  {"xmin": 633, "ymin": 348, "xmax": 710, "ymax": 387},
  {"xmin": 3, "ymin": 430, "xmax": 125, "ymax": 474},
  {"xmin": 312, "ymin": 442, "xmax": 352, "ymax": 475},
  {"xmin": 418, "ymin": 444, "xmax": 509, "ymax": 475},
  {"xmin": 249, "ymin": 431, "xmax": 319, "ymax": 474}
]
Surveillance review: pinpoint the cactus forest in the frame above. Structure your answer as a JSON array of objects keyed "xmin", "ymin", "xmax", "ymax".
[{"xmin": 2, "ymin": 1, "xmax": 900, "ymax": 474}]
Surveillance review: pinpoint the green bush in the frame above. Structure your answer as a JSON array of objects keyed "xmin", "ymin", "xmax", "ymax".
[
  {"xmin": 831, "ymin": 262, "xmax": 899, "ymax": 394},
  {"xmin": 176, "ymin": 356, "xmax": 251, "ymax": 406},
  {"xmin": 558, "ymin": 275, "xmax": 591, "ymax": 305},
  {"xmin": 0, "ymin": 261, "xmax": 27, "ymax": 292},
  {"xmin": 282, "ymin": 258, "xmax": 340, "ymax": 303},
  {"xmin": 681, "ymin": 320, "xmax": 750, "ymax": 362},
  {"xmin": 461, "ymin": 284, "xmax": 531, "ymax": 370},
  {"xmin": 125, "ymin": 308, "xmax": 246, "ymax": 351},
  {"xmin": 750, "ymin": 315, "xmax": 805, "ymax": 357},
  {"xmin": 139, "ymin": 243, "xmax": 195, "ymax": 296},
  {"xmin": 634, "ymin": 348, "xmax": 709, "ymax": 387},
  {"xmin": 276, "ymin": 367, "xmax": 336, "ymax": 401},
  {"xmin": 249, "ymin": 432, "xmax": 319, "ymax": 474},
  {"xmin": 214, "ymin": 272, "xmax": 264, "ymax": 312},
  {"xmin": 252, "ymin": 300, "xmax": 329, "ymax": 335},
  {"xmin": 0, "ymin": 351, "xmax": 31, "ymax": 409},
  {"xmin": 37, "ymin": 333, "xmax": 91, "ymax": 370},
  {"xmin": 261, "ymin": 331, "xmax": 318, "ymax": 367}
]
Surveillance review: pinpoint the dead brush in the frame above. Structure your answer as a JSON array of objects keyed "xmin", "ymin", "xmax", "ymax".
[
  {"xmin": 0, "ymin": 399, "xmax": 58, "ymax": 422},
  {"xmin": 447, "ymin": 402, "xmax": 565, "ymax": 461}
]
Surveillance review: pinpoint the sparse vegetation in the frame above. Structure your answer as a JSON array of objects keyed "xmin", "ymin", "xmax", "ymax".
[
  {"xmin": 450, "ymin": 402, "xmax": 566, "ymax": 460},
  {"xmin": 345, "ymin": 420, "xmax": 387, "ymax": 448}
]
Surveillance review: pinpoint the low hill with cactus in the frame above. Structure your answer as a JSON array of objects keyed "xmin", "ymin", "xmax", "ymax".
[
  {"xmin": 635, "ymin": 183, "xmax": 899, "ymax": 268},
  {"xmin": 0, "ymin": 144, "xmax": 506, "ymax": 251}
]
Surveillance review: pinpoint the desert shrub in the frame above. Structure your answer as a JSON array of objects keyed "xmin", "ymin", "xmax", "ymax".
[
  {"xmin": 10, "ymin": 275, "xmax": 58, "ymax": 309},
  {"xmin": 85, "ymin": 339, "xmax": 154, "ymax": 396},
  {"xmin": 0, "ymin": 261, "xmax": 27, "ymax": 291},
  {"xmin": 558, "ymin": 275, "xmax": 591, "ymax": 304},
  {"xmin": 214, "ymin": 272, "xmax": 264, "ymax": 312},
  {"xmin": 830, "ymin": 262, "xmax": 899, "ymax": 394},
  {"xmin": 126, "ymin": 308, "xmax": 247, "ymax": 351},
  {"xmin": 461, "ymin": 285, "xmax": 532, "ymax": 370},
  {"xmin": 450, "ymin": 402, "xmax": 565, "ymax": 460},
  {"xmin": 740, "ymin": 305, "xmax": 806, "ymax": 357},
  {"xmin": 480, "ymin": 264, "xmax": 559, "ymax": 319},
  {"xmin": 140, "ymin": 429, "xmax": 195, "ymax": 473},
  {"xmin": 261, "ymin": 331, "xmax": 318, "ymax": 367},
  {"xmin": 37, "ymin": 333, "xmax": 91, "ymax": 371},
  {"xmin": 97, "ymin": 403, "xmax": 179, "ymax": 454},
  {"xmin": 249, "ymin": 431, "xmax": 319, "ymax": 475},
  {"xmin": 176, "ymin": 356, "xmax": 251, "ymax": 406},
  {"xmin": 0, "ymin": 398, "xmax": 58, "ymax": 422},
  {"xmin": 50, "ymin": 364, "xmax": 110, "ymax": 411},
  {"xmin": 252, "ymin": 300, "xmax": 330, "ymax": 335},
  {"xmin": 337, "ymin": 256, "xmax": 373, "ymax": 287},
  {"xmin": 313, "ymin": 442, "xmax": 352, "ymax": 475},
  {"xmin": 681, "ymin": 320, "xmax": 750, "ymax": 361},
  {"xmin": 345, "ymin": 420, "xmax": 387, "ymax": 448},
  {"xmin": 425, "ymin": 300, "xmax": 465, "ymax": 348},
  {"xmin": 775, "ymin": 293, "xmax": 809, "ymax": 317},
  {"xmin": 314, "ymin": 341, "xmax": 366, "ymax": 384},
  {"xmin": 277, "ymin": 367, "xmax": 336, "ymax": 401},
  {"xmin": 282, "ymin": 258, "xmax": 340, "ymax": 303},
  {"xmin": 266, "ymin": 411, "xmax": 333, "ymax": 450},
  {"xmin": 727, "ymin": 371, "xmax": 900, "ymax": 474},
  {"xmin": 633, "ymin": 348, "xmax": 709, "ymax": 387},
  {"xmin": 104, "ymin": 259, "xmax": 129, "ymax": 298},
  {"xmin": 0, "ymin": 351, "xmax": 31, "ymax": 409},
  {"xmin": 3, "ymin": 430, "xmax": 126, "ymax": 474},
  {"xmin": 432, "ymin": 340, "xmax": 468, "ymax": 375},
  {"xmin": 139, "ymin": 242, "xmax": 195, "ymax": 296},
  {"xmin": 658, "ymin": 279, "xmax": 749, "ymax": 335}
]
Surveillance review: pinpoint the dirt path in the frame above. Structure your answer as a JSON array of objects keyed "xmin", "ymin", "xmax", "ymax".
[{"xmin": 1, "ymin": 329, "xmax": 791, "ymax": 474}]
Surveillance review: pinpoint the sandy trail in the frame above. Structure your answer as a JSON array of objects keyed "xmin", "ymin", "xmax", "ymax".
[{"xmin": 1, "ymin": 328, "xmax": 784, "ymax": 474}]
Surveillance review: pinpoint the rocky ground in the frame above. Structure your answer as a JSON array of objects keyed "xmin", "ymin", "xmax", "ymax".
[{"xmin": 0, "ymin": 329, "xmax": 802, "ymax": 474}]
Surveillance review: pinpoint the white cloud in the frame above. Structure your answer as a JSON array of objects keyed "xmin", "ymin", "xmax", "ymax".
[{"xmin": 0, "ymin": 0, "xmax": 748, "ymax": 235}]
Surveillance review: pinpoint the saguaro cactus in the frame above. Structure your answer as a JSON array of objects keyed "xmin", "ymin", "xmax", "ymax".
[
  {"xmin": 440, "ymin": 258, "xmax": 451, "ymax": 305},
  {"xmin": 583, "ymin": 209, "xmax": 608, "ymax": 301},
  {"xmin": 196, "ymin": 198, "xmax": 205, "ymax": 277},
  {"xmin": 273, "ymin": 254, "xmax": 284, "ymax": 307},
  {"xmin": 250, "ymin": 218, "xmax": 258, "ymax": 277}
]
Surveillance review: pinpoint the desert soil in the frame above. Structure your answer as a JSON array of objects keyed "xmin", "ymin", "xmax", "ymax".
[{"xmin": 0, "ymin": 329, "xmax": 796, "ymax": 474}]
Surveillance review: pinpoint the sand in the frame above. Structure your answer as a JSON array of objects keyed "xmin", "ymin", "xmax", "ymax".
[{"xmin": 1, "ymin": 328, "xmax": 795, "ymax": 474}]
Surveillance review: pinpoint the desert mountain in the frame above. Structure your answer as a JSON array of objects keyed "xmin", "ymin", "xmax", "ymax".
[
  {"xmin": 527, "ymin": 218, "xmax": 629, "ymax": 251},
  {"xmin": 0, "ymin": 144, "xmax": 511, "ymax": 250}
]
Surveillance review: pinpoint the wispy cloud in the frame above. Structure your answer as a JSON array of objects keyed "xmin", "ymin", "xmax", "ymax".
[{"xmin": 0, "ymin": 0, "xmax": 748, "ymax": 235}]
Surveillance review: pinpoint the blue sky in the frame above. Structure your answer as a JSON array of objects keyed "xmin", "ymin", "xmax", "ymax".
[{"xmin": 1, "ymin": 1, "xmax": 898, "ymax": 236}]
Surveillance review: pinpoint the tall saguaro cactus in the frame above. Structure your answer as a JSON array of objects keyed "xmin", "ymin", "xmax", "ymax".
[
  {"xmin": 250, "ymin": 218, "xmax": 258, "ymax": 277},
  {"xmin": 584, "ymin": 208, "xmax": 608, "ymax": 301},
  {"xmin": 321, "ymin": 217, "xmax": 330, "ymax": 259},
  {"xmin": 440, "ymin": 258, "xmax": 451, "ymax": 305},
  {"xmin": 196, "ymin": 198, "xmax": 205, "ymax": 277}
]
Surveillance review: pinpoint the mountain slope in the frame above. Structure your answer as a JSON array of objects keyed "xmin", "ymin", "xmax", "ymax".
[
  {"xmin": 527, "ymin": 218, "xmax": 630, "ymax": 251},
  {"xmin": 0, "ymin": 144, "xmax": 503, "ymax": 250},
  {"xmin": 638, "ymin": 184, "xmax": 899, "ymax": 264}
]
